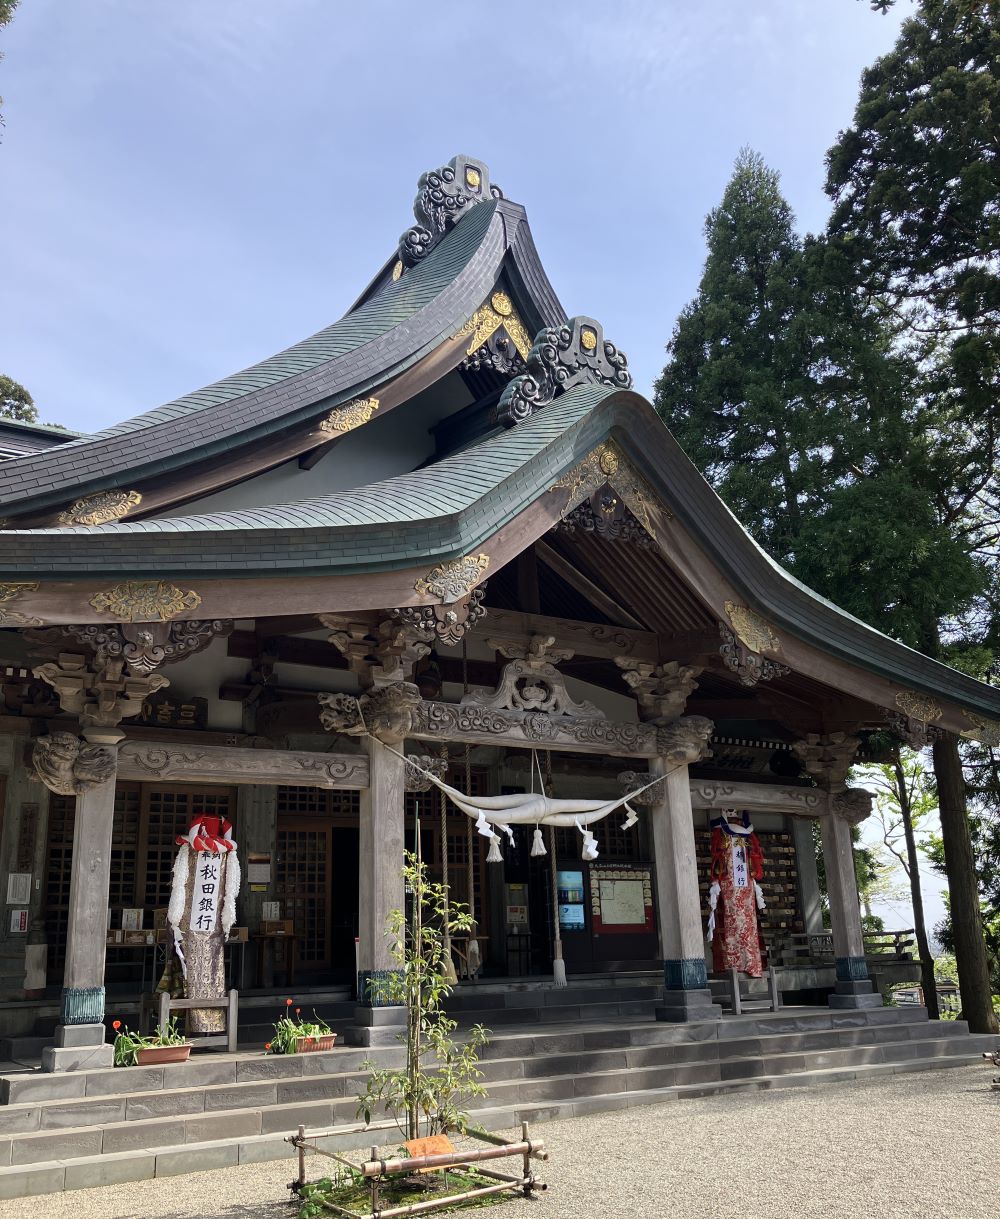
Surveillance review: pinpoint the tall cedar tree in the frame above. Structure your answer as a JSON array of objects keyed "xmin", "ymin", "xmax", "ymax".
[
  {"xmin": 827, "ymin": 0, "xmax": 1000, "ymax": 1033},
  {"xmin": 655, "ymin": 149, "xmax": 913, "ymax": 567}
]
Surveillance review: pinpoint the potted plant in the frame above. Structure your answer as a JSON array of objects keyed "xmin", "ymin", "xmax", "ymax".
[
  {"xmin": 111, "ymin": 1016, "xmax": 192, "ymax": 1066},
  {"xmin": 268, "ymin": 999, "xmax": 337, "ymax": 1054}
]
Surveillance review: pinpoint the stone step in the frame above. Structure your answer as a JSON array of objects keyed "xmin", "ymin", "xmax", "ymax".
[
  {"xmin": 0, "ymin": 1048, "xmax": 987, "ymax": 1200},
  {"xmin": 0, "ymin": 1026, "xmax": 984, "ymax": 1160},
  {"xmin": 0, "ymin": 1017, "xmax": 956, "ymax": 1136}
]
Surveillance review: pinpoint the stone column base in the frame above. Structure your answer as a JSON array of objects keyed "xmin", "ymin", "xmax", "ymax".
[
  {"xmin": 41, "ymin": 1022, "xmax": 114, "ymax": 1072},
  {"xmin": 655, "ymin": 988, "xmax": 719, "ymax": 1023},
  {"xmin": 344, "ymin": 1005, "xmax": 407, "ymax": 1047},
  {"xmin": 828, "ymin": 981, "xmax": 883, "ymax": 1010},
  {"xmin": 828, "ymin": 957, "xmax": 883, "ymax": 1009}
]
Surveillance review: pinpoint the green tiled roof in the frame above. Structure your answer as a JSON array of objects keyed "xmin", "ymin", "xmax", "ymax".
[{"xmin": 89, "ymin": 200, "xmax": 500, "ymax": 441}]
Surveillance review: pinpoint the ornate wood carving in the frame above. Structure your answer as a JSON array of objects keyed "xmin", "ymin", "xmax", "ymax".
[
  {"xmin": 790, "ymin": 733, "xmax": 861, "ymax": 791},
  {"xmin": 457, "ymin": 291, "xmax": 532, "ymax": 363},
  {"xmin": 33, "ymin": 652, "xmax": 169, "ymax": 730},
  {"xmin": 318, "ymin": 682, "xmax": 421, "ymax": 744},
  {"xmin": 58, "ymin": 489, "xmax": 142, "ymax": 527},
  {"xmin": 616, "ymin": 659, "xmax": 701, "ymax": 725},
  {"xmin": 58, "ymin": 619, "xmax": 233, "ymax": 677},
  {"xmin": 0, "ymin": 582, "xmax": 42, "ymax": 626},
  {"xmin": 549, "ymin": 440, "xmax": 658, "ymax": 538},
  {"xmin": 894, "ymin": 689, "xmax": 943, "ymax": 724},
  {"xmin": 718, "ymin": 624, "xmax": 791, "ymax": 687},
  {"xmin": 398, "ymin": 154, "xmax": 500, "ymax": 268},
  {"xmin": 465, "ymin": 635, "xmax": 601, "ymax": 718},
  {"xmin": 689, "ymin": 779, "xmax": 826, "ymax": 816},
  {"xmin": 391, "ymin": 587, "xmax": 487, "ymax": 646},
  {"xmin": 497, "ymin": 317, "xmax": 632, "ymax": 427},
  {"xmin": 554, "ymin": 499, "xmax": 655, "ymax": 549},
  {"xmin": 408, "ymin": 698, "xmax": 660, "ymax": 757},
  {"xmin": 89, "ymin": 580, "xmax": 202, "ymax": 623},
  {"xmin": 319, "ymin": 397, "xmax": 380, "ymax": 434},
  {"xmin": 724, "ymin": 601, "xmax": 782, "ymax": 655},
  {"xmin": 656, "ymin": 715, "xmax": 714, "ymax": 765},
  {"xmin": 0, "ymin": 582, "xmax": 39, "ymax": 602},
  {"xmin": 618, "ymin": 770, "xmax": 658, "ymax": 806},
  {"xmin": 413, "ymin": 554, "xmax": 490, "ymax": 603},
  {"xmin": 831, "ymin": 788, "xmax": 874, "ymax": 825},
  {"xmin": 117, "ymin": 743, "xmax": 369, "ymax": 789},
  {"xmin": 961, "ymin": 711, "xmax": 1000, "ymax": 748},
  {"xmin": 32, "ymin": 731, "xmax": 117, "ymax": 795},
  {"xmin": 404, "ymin": 753, "xmax": 448, "ymax": 792},
  {"xmin": 884, "ymin": 709, "xmax": 943, "ymax": 749}
]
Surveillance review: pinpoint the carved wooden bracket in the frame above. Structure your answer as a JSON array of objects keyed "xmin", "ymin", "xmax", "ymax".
[
  {"xmin": 58, "ymin": 619, "xmax": 233, "ymax": 677},
  {"xmin": 391, "ymin": 587, "xmax": 487, "ymax": 646},
  {"xmin": 656, "ymin": 716, "xmax": 714, "ymax": 765},
  {"xmin": 718, "ymin": 624, "xmax": 791, "ymax": 687},
  {"xmin": 465, "ymin": 635, "xmax": 601, "ymax": 718},
  {"xmin": 33, "ymin": 652, "xmax": 169, "ymax": 731},
  {"xmin": 318, "ymin": 682, "xmax": 422, "ymax": 744},
  {"xmin": 32, "ymin": 731, "xmax": 117, "ymax": 795},
  {"xmin": 790, "ymin": 732, "xmax": 862, "ymax": 792},
  {"xmin": 615, "ymin": 658, "xmax": 701, "ymax": 724}
]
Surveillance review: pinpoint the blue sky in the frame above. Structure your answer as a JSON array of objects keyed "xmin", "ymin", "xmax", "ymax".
[{"xmin": 1, "ymin": 1, "xmax": 905, "ymax": 432}]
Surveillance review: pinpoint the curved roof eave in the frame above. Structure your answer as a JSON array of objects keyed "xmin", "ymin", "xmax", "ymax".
[
  {"xmin": 0, "ymin": 196, "xmax": 565, "ymax": 517},
  {"xmin": 1, "ymin": 385, "xmax": 996, "ymax": 723}
]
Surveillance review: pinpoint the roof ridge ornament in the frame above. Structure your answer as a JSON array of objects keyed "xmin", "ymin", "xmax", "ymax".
[
  {"xmin": 398, "ymin": 154, "xmax": 501, "ymax": 270},
  {"xmin": 496, "ymin": 316, "xmax": 633, "ymax": 427}
]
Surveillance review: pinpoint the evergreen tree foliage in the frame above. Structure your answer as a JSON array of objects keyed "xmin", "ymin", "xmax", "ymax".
[
  {"xmin": 0, "ymin": 374, "xmax": 37, "ymax": 423},
  {"xmin": 826, "ymin": 0, "xmax": 1000, "ymax": 1034}
]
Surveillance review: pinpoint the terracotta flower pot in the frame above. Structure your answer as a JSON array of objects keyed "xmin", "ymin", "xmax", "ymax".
[
  {"xmin": 293, "ymin": 1033, "xmax": 337, "ymax": 1053},
  {"xmin": 136, "ymin": 1043, "xmax": 193, "ymax": 1065}
]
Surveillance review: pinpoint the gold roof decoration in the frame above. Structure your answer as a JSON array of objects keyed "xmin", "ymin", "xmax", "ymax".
[
  {"xmin": 414, "ymin": 553, "xmax": 490, "ymax": 604},
  {"xmin": 549, "ymin": 441, "xmax": 662, "ymax": 540},
  {"xmin": 319, "ymin": 397, "xmax": 381, "ymax": 435},
  {"xmin": 894, "ymin": 689, "xmax": 943, "ymax": 723},
  {"xmin": 89, "ymin": 580, "xmax": 202, "ymax": 623},
  {"xmin": 0, "ymin": 582, "xmax": 39, "ymax": 603},
  {"xmin": 391, "ymin": 260, "xmax": 404, "ymax": 281},
  {"xmin": 724, "ymin": 601, "xmax": 782, "ymax": 655},
  {"xmin": 580, "ymin": 326, "xmax": 598, "ymax": 351},
  {"xmin": 58, "ymin": 489, "xmax": 142, "ymax": 527},
  {"xmin": 456, "ymin": 291, "xmax": 533, "ymax": 362},
  {"xmin": 960, "ymin": 711, "xmax": 1000, "ymax": 747}
]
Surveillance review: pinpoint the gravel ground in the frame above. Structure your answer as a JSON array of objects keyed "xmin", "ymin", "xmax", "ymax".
[{"xmin": 10, "ymin": 1065, "xmax": 997, "ymax": 1219}]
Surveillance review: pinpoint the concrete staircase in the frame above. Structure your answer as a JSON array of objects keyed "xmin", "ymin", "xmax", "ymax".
[{"xmin": 0, "ymin": 998, "xmax": 993, "ymax": 1200}]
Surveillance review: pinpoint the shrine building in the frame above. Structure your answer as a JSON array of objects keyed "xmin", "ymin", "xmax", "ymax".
[{"xmin": 0, "ymin": 153, "xmax": 998, "ymax": 1071}]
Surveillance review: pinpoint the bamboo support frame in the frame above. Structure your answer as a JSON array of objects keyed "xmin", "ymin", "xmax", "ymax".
[{"xmin": 287, "ymin": 1123, "xmax": 547, "ymax": 1218}]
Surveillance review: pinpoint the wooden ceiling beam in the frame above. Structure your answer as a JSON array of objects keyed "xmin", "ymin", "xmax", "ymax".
[{"xmin": 534, "ymin": 540, "xmax": 647, "ymax": 631}]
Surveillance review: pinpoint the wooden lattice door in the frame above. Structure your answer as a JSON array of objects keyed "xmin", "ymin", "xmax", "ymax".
[
  {"xmin": 138, "ymin": 786, "xmax": 236, "ymax": 911},
  {"xmin": 274, "ymin": 819, "xmax": 333, "ymax": 975}
]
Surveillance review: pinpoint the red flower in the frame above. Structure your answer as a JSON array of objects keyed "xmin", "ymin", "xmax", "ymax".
[
  {"xmin": 112, "ymin": 1020, "xmax": 121, "ymax": 1031},
  {"xmin": 265, "ymin": 1042, "xmax": 272, "ymax": 1051},
  {"xmin": 286, "ymin": 998, "xmax": 293, "ymax": 1006},
  {"xmin": 295, "ymin": 1007, "xmax": 301, "ymax": 1016}
]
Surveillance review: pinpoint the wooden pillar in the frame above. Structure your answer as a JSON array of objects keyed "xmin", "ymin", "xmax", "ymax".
[
  {"xmin": 819, "ymin": 812, "xmax": 880, "ymax": 1009},
  {"xmin": 352, "ymin": 736, "xmax": 406, "ymax": 1045},
  {"xmin": 649, "ymin": 719, "xmax": 718, "ymax": 1023},
  {"xmin": 41, "ymin": 731, "xmax": 122, "ymax": 1071},
  {"xmin": 790, "ymin": 816, "xmax": 824, "ymax": 935}
]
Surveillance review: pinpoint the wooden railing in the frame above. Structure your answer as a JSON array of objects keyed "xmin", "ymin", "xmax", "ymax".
[{"xmin": 780, "ymin": 929, "xmax": 916, "ymax": 964}]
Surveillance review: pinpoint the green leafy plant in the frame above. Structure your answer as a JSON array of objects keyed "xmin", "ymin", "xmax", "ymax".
[
  {"xmin": 111, "ymin": 1016, "xmax": 188, "ymax": 1067},
  {"xmin": 267, "ymin": 998, "xmax": 333, "ymax": 1054},
  {"xmin": 356, "ymin": 850, "xmax": 490, "ymax": 1140}
]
